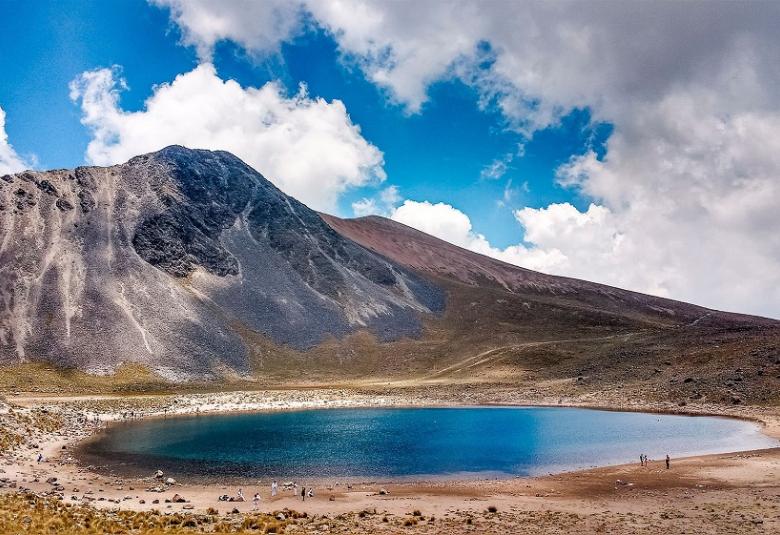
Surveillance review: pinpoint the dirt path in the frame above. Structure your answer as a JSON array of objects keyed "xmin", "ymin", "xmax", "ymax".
[{"xmin": 423, "ymin": 333, "xmax": 637, "ymax": 380}]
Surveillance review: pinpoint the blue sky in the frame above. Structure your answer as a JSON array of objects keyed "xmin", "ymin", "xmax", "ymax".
[
  {"xmin": 1, "ymin": 1, "xmax": 778, "ymax": 317},
  {"xmin": 0, "ymin": 0, "xmax": 605, "ymax": 249}
]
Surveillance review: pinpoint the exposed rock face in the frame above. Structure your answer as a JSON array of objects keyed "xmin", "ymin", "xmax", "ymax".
[{"xmin": 0, "ymin": 146, "xmax": 442, "ymax": 378}]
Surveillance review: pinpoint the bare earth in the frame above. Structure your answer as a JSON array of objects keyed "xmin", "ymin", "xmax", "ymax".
[{"xmin": 1, "ymin": 387, "xmax": 779, "ymax": 534}]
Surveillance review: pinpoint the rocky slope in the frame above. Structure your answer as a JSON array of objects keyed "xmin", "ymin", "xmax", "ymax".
[
  {"xmin": 0, "ymin": 146, "xmax": 441, "ymax": 379},
  {"xmin": 1, "ymin": 146, "xmax": 777, "ymax": 395}
]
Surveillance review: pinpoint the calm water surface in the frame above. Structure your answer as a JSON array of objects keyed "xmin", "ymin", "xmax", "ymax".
[{"xmin": 80, "ymin": 407, "xmax": 777, "ymax": 479}]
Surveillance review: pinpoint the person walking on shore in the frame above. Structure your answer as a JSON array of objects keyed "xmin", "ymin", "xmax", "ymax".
[
  {"xmin": 271, "ymin": 480, "xmax": 278, "ymax": 497},
  {"xmin": 665, "ymin": 454, "xmax": 671, "ymax": 469}
]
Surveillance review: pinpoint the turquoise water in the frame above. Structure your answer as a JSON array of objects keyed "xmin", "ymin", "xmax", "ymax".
[{"xmin": 81, "ymin": 407, "xmax": 777, "ymax": 479}]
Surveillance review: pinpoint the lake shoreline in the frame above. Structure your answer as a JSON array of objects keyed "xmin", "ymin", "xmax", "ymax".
[
  {"xmin": 2, "ymin": 387, "xmax": 780, "ymax": 533},
  {"xmin": 72, "ymin": 404, "xmax": 778, "ymax": 485}
]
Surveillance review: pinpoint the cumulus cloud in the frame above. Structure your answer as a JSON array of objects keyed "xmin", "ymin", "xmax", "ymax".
[
  {"xmin": 351, "ymin": 185, "xmax": 401, "ymax": 217},
  {"xmin": 69, "ymin": 63, "xmax": 384, "ymax": 211},
  {"xmin": 389, "ymin": 198, "xmax": 648, "ymax": 296},
  {"xmin": 151, "ymin": 0, "xmax": 303, "ymax": 60},
  {"xmin": 0, "ymin": 107, "xmax": 29, "ymax": 174},
  {"xmin": 151, "ymin": 1, "xmax": 780, "ymax": 316},
  {"xmin": 151, "ymin": 0, "xmax": 486, "ymax": 112},
  {"xmin": 389, "ymin": 199, "xmax": 563, "ymax": 272}
]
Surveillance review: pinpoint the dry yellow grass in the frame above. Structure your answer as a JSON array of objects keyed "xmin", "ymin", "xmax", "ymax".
[
  {"xmin": 0, "ymin": 406, "xmax": 62, "ymax": 451},
  {"xmin": 0, "ymin": 493, "xmax": 291, "ymax": 534}
]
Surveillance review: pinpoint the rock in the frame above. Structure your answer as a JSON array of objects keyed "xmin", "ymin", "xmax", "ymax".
[
  {"xmin": 182, "ymin": 504, "xmax": 194, "ymax": 510},
  {"xmin": 731, "ymin": 395, "xmax": 742, "ymax": 404},
  {"xmin": 55, "ymin": 198, "xmax": 74, "ymax": 211},
  {"xmin": 276, "ymin": 513, "xmax": 286, "ymax": 521},
  {"xmin": 165, "ymin": 477, "xmax": 176, "ymax": 485},
  {"xmin": 172, "ymin": 493, "xmax": 186, "ymax": 503},
  {"xmin": 78, "ymin": 189, "xmax": 95, "ymax": 213},
  {"xmin": 36, "ymin": 179, "xmax": 58, "ymax": 196},
  {"xmin": 154, "ymin": 470, "xmax": 164, "ymax": 479},
  {"xmin": 231, "ymin": 508, "xmax": 239, "ymax": 514},
  {"xmin": 378, "ymin": 488, "xmax": 389, "ymax": 495}
]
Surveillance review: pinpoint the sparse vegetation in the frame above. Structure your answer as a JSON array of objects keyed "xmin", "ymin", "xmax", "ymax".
[
  {"xmin": 0, "ymin": 405, "xmax": 62, "ymax": 452},
  {"xmin": 0, "ymin": 493, "xmax": 290, "ymax": 534}
]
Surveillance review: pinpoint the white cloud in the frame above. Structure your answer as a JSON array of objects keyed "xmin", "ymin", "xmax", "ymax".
[
  {"xmin": 151, "ymin": 0, "xmax": 303, "ymax": 61},
  {"xmin": 150, "ymin": 1, "xmax": 780, "ymax": 316},
  {"xmin": 0, "ymin": 107, "xmax": 29, "ymax": 175},
  {"xmin": 351, "ymin": 198, "xmax": 379, "ymax": 218},
  {"xmin": 352, "ymin": 185, "xmax": 401, "ymax": 217},
  {"xmin": 480, "ymin": 155, "xmax": 511, "ymax": 181},
  {"xmin": 69, "ymin": 63, "xmax": 385, "ymax": 212},
  {"xmin": 389, "ymin": 199, "xmax": 565, "ymax": 273},
  {"xmin": 391, "ymin": 200, "xmax": 474, "ymax": 248}
]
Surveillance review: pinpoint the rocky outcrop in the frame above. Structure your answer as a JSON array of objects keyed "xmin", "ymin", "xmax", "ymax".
[{"xmin": 0, "ymin": 146, "xmax": 442, "ymax": 379}]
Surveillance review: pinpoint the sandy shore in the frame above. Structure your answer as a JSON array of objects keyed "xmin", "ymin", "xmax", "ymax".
[{"xmin": 1, "ymin": 388, "xmax": 779, "ymax": 534}]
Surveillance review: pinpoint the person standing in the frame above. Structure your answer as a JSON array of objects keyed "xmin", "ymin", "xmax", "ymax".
[
  {"xmin": 271, "ymin": 480, "xmax": 278, "ymax": 497},
  {"xmin": 252, "ymin": 493, "xmax": 260, "ymax": 511},
  {"xmin": 301, "ymin": 486, "xmax": 306, "ymax": 501},
  {"xmin": 665, "ymin": 454, "xmax": 670, "ymax": 469}
]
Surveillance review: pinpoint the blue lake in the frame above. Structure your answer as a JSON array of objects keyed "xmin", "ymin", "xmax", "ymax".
[{"xmin": 80, "ymin": 407, "xmax": 777, "ymax": 479}]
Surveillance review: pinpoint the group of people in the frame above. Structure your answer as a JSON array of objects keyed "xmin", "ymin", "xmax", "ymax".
[
  {"xmin": 640, "ymin": 453, "xmax": 672, "ymax": 469},
  {"xmin": 236, "ymin": 480, "xmax": 315, "ymax": 511}
]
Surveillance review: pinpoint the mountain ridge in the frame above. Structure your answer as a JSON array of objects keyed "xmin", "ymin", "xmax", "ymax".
[
  {"xmin": 1, "ymin": 146, "xmax": 778, "ymax": 404},
  {"xmin": 321, "ymin": 213, "xmax": 776, "ymax": 328}
]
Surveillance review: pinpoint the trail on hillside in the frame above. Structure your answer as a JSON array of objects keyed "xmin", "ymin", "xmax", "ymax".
[{"xmin": 423, "ymin": 333, "xmax": 639, "ymax": 380}]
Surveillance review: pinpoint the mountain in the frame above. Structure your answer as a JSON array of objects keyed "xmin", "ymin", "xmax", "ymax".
[
  {"xmin": 0, "ymin": 146, "xmax": 442, "ymax": 379},
  {"xmin": 1, "ymin": 146, "xmax": 778, "ymax": 402}
]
